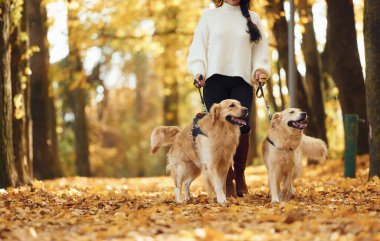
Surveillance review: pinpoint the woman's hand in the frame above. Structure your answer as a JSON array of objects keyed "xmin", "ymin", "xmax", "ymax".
[
  {"xmin": 195, "ymin": 74, "xmax": 206, "ymax": 88},
  {"xmin": 254, "ymin": 69, "xmax": 269, "ymax": 85}
]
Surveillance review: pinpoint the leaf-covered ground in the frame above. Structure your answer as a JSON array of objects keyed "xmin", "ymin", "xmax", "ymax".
[{"xmin": 1, "ymin": 156, "xmax": 379, "ymax": 241}]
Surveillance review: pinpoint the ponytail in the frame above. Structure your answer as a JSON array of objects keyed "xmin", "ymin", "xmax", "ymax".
[{"xmin": 240, "ymin": 0, "xmax": 262, "ymax": 43}]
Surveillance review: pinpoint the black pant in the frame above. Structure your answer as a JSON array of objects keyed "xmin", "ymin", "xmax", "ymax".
[{"xmin": 204, "ymin": 74, "xmax": 253, "ymax": 134}]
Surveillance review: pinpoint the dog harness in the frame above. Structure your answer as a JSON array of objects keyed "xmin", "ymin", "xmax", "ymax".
[
  {"xmin": 267, "ymin": 137, "xmax": 295, "ymax": 151},
  {"xmin": 189, "ymin": 113, "xmax": 208, "ymax": 157},
  {"xmin": 192, "ymin": 113, "xmax": 208, "ymax": 141}
]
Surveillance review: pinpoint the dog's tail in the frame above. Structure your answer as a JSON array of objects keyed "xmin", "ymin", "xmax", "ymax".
[
  {"xmin": 300, "ymin": 135, "xmax": 328, "ymax": 161},
  {"xmin": 150, "ymin": 126, "xmax": 181, "ymax": 154}
]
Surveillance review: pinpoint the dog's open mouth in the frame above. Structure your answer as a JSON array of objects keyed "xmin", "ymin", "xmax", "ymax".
[
  {"xmin": 288, "ymin": 117, "xmax": 308, "ymax": 130},
  {"xmin": 226, "ymin": 114, "xmax": 248, "ymax": 127}
]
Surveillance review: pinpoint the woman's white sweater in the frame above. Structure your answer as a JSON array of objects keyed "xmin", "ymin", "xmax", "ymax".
[{"xmin": 187, "ymin": 3, "xmax": 271, "ymax": 85}]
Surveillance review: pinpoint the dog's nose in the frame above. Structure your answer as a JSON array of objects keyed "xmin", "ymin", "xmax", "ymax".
[
  {"xmin": 242, "ymin": 107, "xmax": 248, "ymax": 115},
  {"xmin": 301, "ymin": 112, "xmax": 308, "ymax": 119}
]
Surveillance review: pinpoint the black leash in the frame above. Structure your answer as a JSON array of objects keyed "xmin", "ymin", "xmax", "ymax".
[
  {"xmin": 256, "ymin": 81, "xmax": 272, "ymax": 121},
  {"xmin": 190, "ymin": 75, "xmax": 209, "ymax": 149},
  {"xmin": 193, "ymin": 75, "xmax": 208, "ymax": 114}
]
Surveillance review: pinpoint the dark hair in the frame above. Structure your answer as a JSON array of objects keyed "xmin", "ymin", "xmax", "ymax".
[
  {"xmin": 240, "ymin": 0, "xmax": 262, "ymax": 43},
  {"xmin": 214, "ymin": 0, "xmax": 262, "ymax": 43}
]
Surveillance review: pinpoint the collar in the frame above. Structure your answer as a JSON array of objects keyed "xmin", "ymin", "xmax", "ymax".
[
  {"xmin": 220, "ymin": 2, "xmax": 241, "ymax": 12},
  {"xmin": 267, "ymin": 137, "xmax": 294, "ymax": 151}
]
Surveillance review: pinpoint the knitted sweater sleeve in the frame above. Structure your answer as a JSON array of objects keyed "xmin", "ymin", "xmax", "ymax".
[
  {"xmin": 251, "ymin": 13, "xmax": 271, "ymax": 81},
  {"xmin": 187, "ymin": 10, "xmax": 210, "ymax": 78}
]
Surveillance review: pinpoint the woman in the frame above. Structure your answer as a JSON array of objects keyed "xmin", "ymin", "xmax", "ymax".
[{"xmin": 187, "ymin": 0, "xmax": 271, "ymax": 197}]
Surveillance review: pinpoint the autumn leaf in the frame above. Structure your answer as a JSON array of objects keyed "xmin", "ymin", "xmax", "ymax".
[{"xmin": 0, "ymin": 156, "xmax": 379, "ymax": 241}]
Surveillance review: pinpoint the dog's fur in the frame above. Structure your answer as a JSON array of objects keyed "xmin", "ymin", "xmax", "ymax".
[
  {"xmin": 151, "ymin": 99, "xmax": 248, "ymax": 204},
  {"xmin": 262, "ymin": 108, "xmax": 328, "ymax": 203}
]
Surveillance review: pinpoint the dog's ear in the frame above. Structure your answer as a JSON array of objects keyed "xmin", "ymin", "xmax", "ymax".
[
  {"xmin": 210, "ymin": 103, "xmax": 221, "ymax": 123},
  {"xmin": 271, "ymin": 112, "xmax": 282, "ymax": 128}
]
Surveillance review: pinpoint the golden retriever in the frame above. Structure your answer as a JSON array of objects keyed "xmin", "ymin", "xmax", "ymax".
[
  {"xmin": 151, "ymin": 99, "xmax": 248, "ymax": 204},
  {"xmin": 262, "ymin": 108, "xmax": 328, "ymax": 203}
]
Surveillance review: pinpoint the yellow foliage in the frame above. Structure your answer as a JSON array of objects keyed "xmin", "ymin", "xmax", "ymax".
[
  {"xmin": 13, "ymin": 94, "xmax": 25, "ymax": 120},
  {"xmin": 46, "ymin": 0, "xmax": 361, "ymax": 177}
]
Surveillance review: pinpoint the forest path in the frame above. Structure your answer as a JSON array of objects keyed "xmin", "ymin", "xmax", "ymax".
[{"xmin": 1, "ymin": 156, "xmax": 379, "ymax": 241}]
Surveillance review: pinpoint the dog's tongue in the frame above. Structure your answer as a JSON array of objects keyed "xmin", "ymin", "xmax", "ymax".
[
  {"xmin": 293, "ymin": 121, "xmax": 307, "ymax": 129},
  {"xmin": 231, "ymin": 117, "xmax": 246, "ymax": 126}
]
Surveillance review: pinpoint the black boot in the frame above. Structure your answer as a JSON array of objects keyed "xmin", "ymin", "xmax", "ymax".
[{"xmin": 226, "ymin": 167, "xmax": 237, "ymax": 197}]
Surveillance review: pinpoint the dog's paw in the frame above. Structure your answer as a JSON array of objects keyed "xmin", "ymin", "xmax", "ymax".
[
  {"xmin": 217, "ymin": 199, "xmax": 229, "ymax": 206},
  {"xmin": 279, "ymin": 193, "xmax": 285, "ymax": 201},
  {"xmin": 185, "ymin": 197, "xmax": 192, "ymax": 204},
  {"xmin": 288, "ymin": 187, "xmax": 295, "ymax": 197},
  {"xmin": 216, "ymin": 196, "xmax": 228, "ymax": 205},
  {"xmin": 271, "ymin": 196, "xmax": 280, "ymax": 203}
]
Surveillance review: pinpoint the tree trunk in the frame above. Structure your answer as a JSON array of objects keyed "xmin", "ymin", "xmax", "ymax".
[
  {"xmin": 29, "ymin": 0, "xmax": 62, "ymax": 179},
  {"xmin": 326, "ymin": 0, "xmax": 368, "ymax": 154},
  {"xmin": 266, "ymin": 0, "xmax": 314, "ymax": 121},
  {"xmin": 23, "ymin": 0, "xmax": 34, "ymax": 182},
  {"xmin": 296, "ymin": 73, "xmax": 317, "ymax": 139},
  {"xmin": 67, "ymin": 6, "xmax": 91, "ymax": 176},
  {"xmin": 49, "ymin": 94, "xmax": 61, "ymax": 171},
  {"xmin": 70, "ymin": 88, "xmax": 91, "ymax": 176},
  {"xmin": 277, "ymin": 63, "xmax": 286, "ymax": 110},
  {"xmin": 161, "ymin": 6, "xmax": 179, "ymax": 126},
  {"xmin": 298, "ymin": 0, "xmax": 328, "ymax": 144},
  {"xmin": 0, "ymin": 2, "xmax": 19, "ymax": 188},
  {"xmin": 364, "ymin": 0, "xmax": 380, "ymax": 178},
  {"xmin": 266, "ymin": 0, "xmax": 288, "ymax": 84},
  {"xmin": 10, "ymin": 0, "xmax": 33, "ymax": 184},
  {"xmin": 66, "ymin": 52, "xmax": 91, "ymax": 177},
  {"xmin": 134, "ymin": 51, "xmax": 149, "ymax": 176}
]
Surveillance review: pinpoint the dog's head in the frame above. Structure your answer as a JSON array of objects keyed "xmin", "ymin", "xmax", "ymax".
[
  {"xmin": 210, "ymin": 99, "xmax": 248, "ymax": 126},
  {"xmin": 271, "ymin": 108, "xmax": 308, "ymax": 132}
]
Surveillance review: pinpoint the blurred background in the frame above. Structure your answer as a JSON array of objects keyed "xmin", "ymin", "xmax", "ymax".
[{"xmin": 1, "ymin": 0, "xmax": 369, "ymax": 180}]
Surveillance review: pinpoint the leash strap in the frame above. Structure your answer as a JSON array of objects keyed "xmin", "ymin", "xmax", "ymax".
[
  {"xmin": 267, "ymin": 137, "xmax": 294, "ymax": 151},
  {"xmin": 256, "ymin": 82, "xmax": 272, "ymax": 121},
  {"xmin": 193, "ymin": 75, "xmax": 208, "ymax": 114},
  {"xmin": 267, "ymin": 137, "xmax": 295, "ymax": 151},
  {"xmin": 266, "ymin": 137, "xmax": 275, "ymax": 147}
]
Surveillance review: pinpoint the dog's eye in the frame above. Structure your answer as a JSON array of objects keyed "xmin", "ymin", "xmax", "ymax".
[
  {"xmin": 229, "ymin": 104, "xmax": 235, "ymax": 108},
  {"xmin": 289, "ymin": 111, "xmax": 294, "ymax": 114}
]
